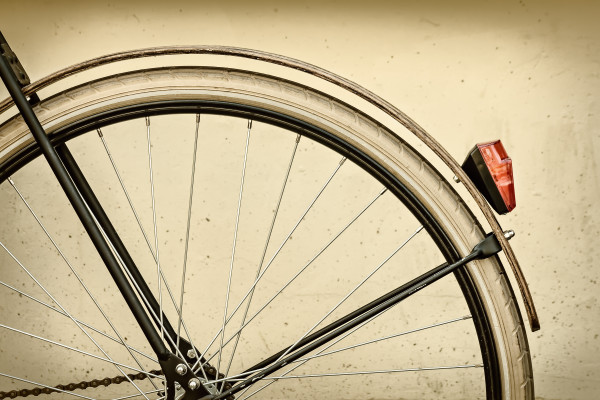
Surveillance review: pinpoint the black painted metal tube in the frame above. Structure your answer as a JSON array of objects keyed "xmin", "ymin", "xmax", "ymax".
[
  {"xmin": 218, "ymin": 248, "xmax": 486, "ymax": 399},
  {"xmin": 240, "ymin": 233, "xmax": 501, "ymax": 379},
  {"xmin": 0, "ymin": 51, "xmax": 170, "ymax": 361},
  {"xmin": 242, "ymin": 260, "xmax": 449, "ymax": 374},
  {"xmin": 56, "ymin": 144, "xmax": 180, "ymax": 349}
]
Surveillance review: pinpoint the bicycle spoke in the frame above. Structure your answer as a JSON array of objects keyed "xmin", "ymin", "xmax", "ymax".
[
  {"xmin": 294, "ymin": 315, "xmax": 473, "ymax": 363},
  {"xmin": 239, "ymin": 363, "xmax": 481, "ymax": 400},
  {"xmin": 270, "ymin": 224, "xmax": 423, "ymax": 368},
  {"xmin": 139, "ymin": 117, "xmax": 208, "ymax": 386},
  {"xmin": 232, "ymin": 273, "xmax": 475, "ymax": 399},
  {"xmin": 98, "ymin": 127, "xmax": 202, "ymax": 367},
  {"xmin": 177, "ymin": 114, "xmax": 200, "ymax": 351},
  {"xmin": 0, "ymin": 280, "xmax": 158, "ymax": 363},
  {"xmin": 0, "ymin": 324, "xmax": 162, "ymax": 378},
  {"xmin": 0, "ymin": 241, "xmax": 151, "ymax": 400},
  {"xmin": 88, "ymin": 216, "xmax": 213, "ymax": 388},
  {"xmin": 0, "ymin": 373, "xmax": 97, "ymax": 400},
  {"xmin": 210, "ymin": 301, "xmax": 397, "ymax": 387},
  {"xmin": 8, "ymin": 177, "xmax": 159, "ymax": 389},
  {"xmin": 216, "ymin": 119, "xmax": 253, "ymax": 384},
  {"xmin": 204, "ymin": 186, "xmax": 386, "ymax": 367},
  {"xmin": 88, "ymin": 211, "xmax": 191, "ymax": 366},
  {"xmin": 98, "ymin": 127, "xmax": 154, "ymax": 258},
  {"xmin": 145, "ymin": 116, "xmax": 164, "ymax": 343},
  {"xmin": 195, "ymin": 156, "xmax": 346, "ymax": 371},
  {"xmin": 232, "ymin": 253, "xmax": 471, "ymax": 400},
  {"xmin": 218, "ymin": 224, "xmax": 425, "ymax": 395},
  {"xmin": 221, "ymin": 133, "xmax": 301, "ymax": 388},
  {"xmin": 224, "ymin": 156, "xmax": 348, "ymax": 323},
  {"xmin": 169, "ymin": 114, "xmax": 210, "ymax": 384},
  {"xmin": 254, "ymin": 364, "xmax": 484, "ymax": 380},
  {"xmin": 226, "ymin": 272, "xmax": 415, "ymax": 398}
]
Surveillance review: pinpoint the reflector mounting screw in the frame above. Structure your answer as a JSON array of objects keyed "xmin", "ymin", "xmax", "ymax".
[{"xmin": 503, "ymin": 230, "xmax": 515, "ymax": 240}]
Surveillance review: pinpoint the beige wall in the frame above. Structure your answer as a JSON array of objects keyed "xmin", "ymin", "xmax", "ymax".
[{"xmin": 1, "ymin": 1, "xmax": 598, "ymax": 399}]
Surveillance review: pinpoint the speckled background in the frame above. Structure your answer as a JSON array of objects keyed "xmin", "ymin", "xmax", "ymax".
[{"xmin": 0, "ymin": 1, "xmax": 598, "ymax": 399}]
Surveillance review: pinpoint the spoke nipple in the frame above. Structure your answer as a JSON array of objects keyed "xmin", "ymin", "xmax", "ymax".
[
  {"xmin": 96, "ymin": 128, "xmax": 103, "ymax": 137},
  {"xmin": 339, "ymin": 157, "xmax": 347, "ymax": 165},
  {"xmin": 379, "ymin": 187, "xmax": 388, "ymax": 195},
  {"xmin": 248, "ymin": 119, "xmax": 253, "ymax": 129},
  {"xmin": 503, "ymin": 230, "xmax": 515, "ymax": 240},
  {"xmin": 295, "ymin": 133, "xmax": 301, "ymax": 143},
  {"xmin": 175, "ymin": 363, "xmax": 188, "ymax": 376},
  {"xmin": 7, "ymin": 176, "xmax": 14, "ymax": 186},
  {"xmin": 188, "ymin": 378, "xmax": 201, "ymax": 390},
  {"xmin": 196, "ymin": 113, "xmax": 201, "ymax": 123},
  {"xmin": 453, "ymin": 175, "xmax": 461, "ymax": 183},
  {"xmin": 187, "ymin": 349, "xmax": 197, "ymax": 359},
  {"xmin": 145, "ymin": 116, "xmax": 150, "ymax": 127}
]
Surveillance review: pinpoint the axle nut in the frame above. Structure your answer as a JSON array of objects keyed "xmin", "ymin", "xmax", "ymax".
[
  {"xmin": 188, "ymin": 378, "xmax": 201, "ymax": 390},
  {"xmin": 175, "ymin": 364, "xmax": 188, "ymax": 376}
]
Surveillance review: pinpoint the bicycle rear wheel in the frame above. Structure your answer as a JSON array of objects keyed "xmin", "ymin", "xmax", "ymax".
[{"xmin": 0, "ymin": 67, "xmax": 532, "ymax": 399}]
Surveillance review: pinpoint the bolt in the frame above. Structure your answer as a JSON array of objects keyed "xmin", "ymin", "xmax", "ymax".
[
  {"xmin": 188, "ymin": 378, "xmax": 201, "ymax": 391},
  {"xmin": 187, "ymin": 349, "xmax": 196, "ymax": 359},
  {"xmin": 503, "ymin": 230, "xmax": 515, "ymax": 240},
  {"xmin": 174, "ymin": 382, "xmax": 181, "ymax": 390},
  {"xmin": 175, "ymin": 364, "xmax": 188, "ymax": 376},
  {"xmin": 453, "ymin": 175, "xmax": 461, "ymax": 183}
]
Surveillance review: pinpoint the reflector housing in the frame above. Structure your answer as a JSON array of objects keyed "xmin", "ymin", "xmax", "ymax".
[{"xmin": 461, "ymin": 140, "xmax": 516, "ymax": 214}]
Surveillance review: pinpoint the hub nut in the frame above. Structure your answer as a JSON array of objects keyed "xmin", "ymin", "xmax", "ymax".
[
  {"xmin": 175, "ymin": 364, "xmax": 188, "ymax": 376},
  {"xmin": 188, "ymin": 378, "xmax": 201, "ymax": 390}
]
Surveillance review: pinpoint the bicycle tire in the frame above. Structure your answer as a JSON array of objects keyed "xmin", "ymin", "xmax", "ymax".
[{"xmin": 0, "ymin": 66, "xmax": 532, "ymax": 400}]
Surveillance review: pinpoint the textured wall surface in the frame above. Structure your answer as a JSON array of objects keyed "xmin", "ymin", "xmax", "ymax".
[{"xmin": 0, "ymin": 1, "xmax": 598, "ymax": 399}]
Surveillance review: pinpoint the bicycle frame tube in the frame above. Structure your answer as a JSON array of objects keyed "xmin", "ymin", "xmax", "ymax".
[
  {"xmin": 0, "ymin": 39, "xmax": 171, "ymax": 363},
  {"xmin": 55, "ymin": 144, "xmax": 188, "ymax": 353},
  {"xmin": 215, "ymin": 234, "xmax": 503, "ymax": 399}
]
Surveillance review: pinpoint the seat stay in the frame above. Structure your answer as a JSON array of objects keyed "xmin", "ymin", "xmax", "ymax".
[{"xmin": 0, "ymin": 41, "xmax": 173, "ymax": 363}]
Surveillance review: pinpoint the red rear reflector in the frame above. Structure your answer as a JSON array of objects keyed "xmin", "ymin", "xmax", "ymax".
[
  {"xmin": 461, "ymin": 140, "xmax": 516, "ymax": 214},
  {"xmin": 477, "ymin": 141, "xmax": 516, "ymax": 213}
]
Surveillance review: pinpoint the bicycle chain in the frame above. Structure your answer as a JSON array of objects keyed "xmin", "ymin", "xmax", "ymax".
[
  {"xmin": 0, "ymin": 368, "xmax": 235, "ymax": 400},
  {"xmin": 0, "ymin": 370, "xmax": 162, "ymax": 399}
]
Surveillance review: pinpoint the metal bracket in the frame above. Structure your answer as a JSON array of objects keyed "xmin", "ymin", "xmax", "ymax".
[
  {"xmin": 0, "ymin": 31, "xmax": 39, "ymax": 105},
  {"xmin": 159, "ymin": 354, "xmax": 211, "ymax": 400},
  {"xmin": 214, "ymin": 232, "xmax": 504, "ymax": 400}
]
